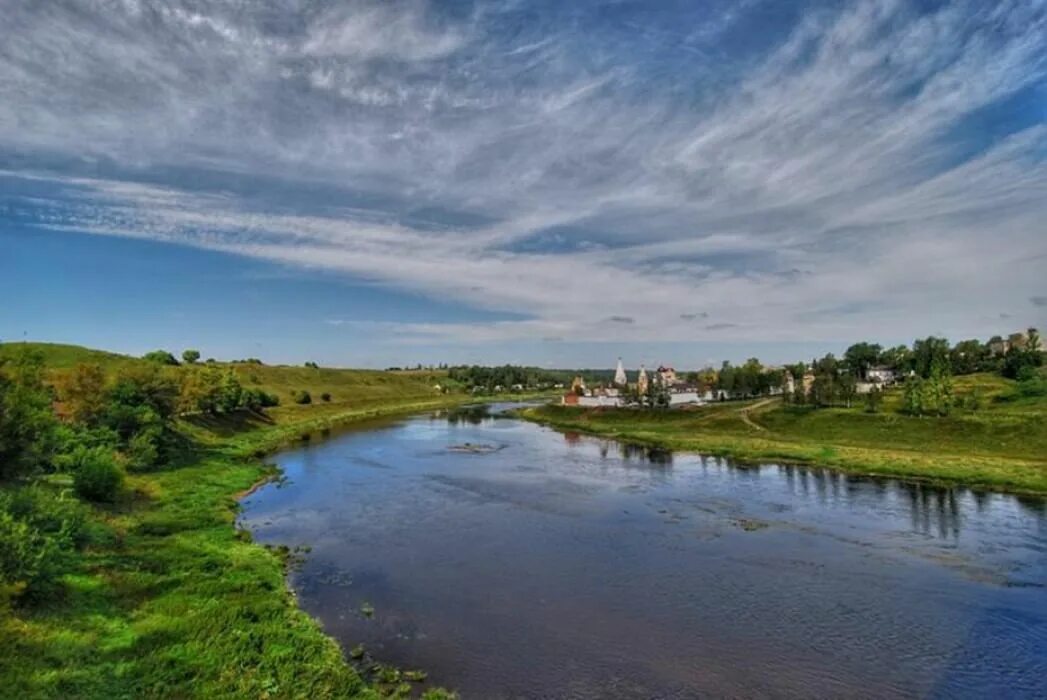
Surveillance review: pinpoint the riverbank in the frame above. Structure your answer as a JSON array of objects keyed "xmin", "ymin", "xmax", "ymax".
[
  {"xmin": 1, "ymin": 394, "xmax": 476, "ymax": 698},
  {"xmin": 519, "ymin": 380, "xmax": 1047, "ymax": 496}
]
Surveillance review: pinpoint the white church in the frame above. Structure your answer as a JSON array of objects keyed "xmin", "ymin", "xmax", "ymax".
[{"xmin": 562, "ymin": 358, "xmax": 704, "ymax": 408}]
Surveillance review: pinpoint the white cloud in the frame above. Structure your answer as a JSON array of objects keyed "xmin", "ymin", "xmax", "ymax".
[{"xmin": 2, "ymin": 0, "xmax": 1045, "ymax": 349}]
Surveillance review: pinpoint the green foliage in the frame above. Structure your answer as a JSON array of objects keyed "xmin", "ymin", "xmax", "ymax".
[
  {"xmin": 950, "ymin": 339, "xmax": 988, "ymax": 375},
  {"xmin": 1001, "ymin": 329, "xmax": 1044, "ymax": 379},
  {"xmin": 844, "ymin": 342, "xmax": 882, "ymax": 380},
  {"xmin": 181, "ymin": 349, "xmax": 201, "ymax": 364},
  {"xmin": 293, "ymin": 390, "xmax": 313, "ymax": 405},
  {"xmin": 447, "ymin": 364, "xmax": 565, "ymax": 392},
  {"xmin": 902, "ymin": 376, "xmax": 924, "ymax": 416},
  {"xmin": 304, "ymin": 361, "xmax": 320, "ymax": 369},
  {"xmin": 126, "ymin": 426, "xmax": 162, "ymax": 471},
  {"xmin": 899, "ymin": 368, "xmax": 953, "ymax": 417},
  {"xmin": 239, "ymin": 387, "xmax": 280, "ymax": 411},
  {"xmin": 142, "ymin": 350, "xmax": 179, "ymax": 366},
  {"xmin": 864, "ymin": 386, "xmax": 883, "ymax": 413},
  {"xmin": 0, "ymin": 486, "xmax": 87, "ymax": 601},
  {"xmin": 715, "ymin": 358, "xmax": 781, "ymax": 398},
  {"xmin": 70, "ymin": 446, "xmax": 125, "ymax": 503},
  {"xmin": 912, "ymin": 336, "xmax": 951, "ymax": 379},
  {"xmin": 0, "ymin": 351, "xmax": 58, "ymax": 480},
  {"xmin": 320, "ymin": 392, "xmax": 332, "ymax": 402},
  {"xmin": 56, "ymin": 362, "xmax": 108, "ymax": 425}
]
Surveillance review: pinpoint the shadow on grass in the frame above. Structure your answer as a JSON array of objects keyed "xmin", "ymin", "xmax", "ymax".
[{"xmin": 183, "ymin": 410, "xmax": 275, "ymax": 438}]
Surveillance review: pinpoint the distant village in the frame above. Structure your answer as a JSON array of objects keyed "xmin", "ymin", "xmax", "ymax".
[{"xmin": 560, "ymin": 328, "xmax": 1040, "ymax": 410}]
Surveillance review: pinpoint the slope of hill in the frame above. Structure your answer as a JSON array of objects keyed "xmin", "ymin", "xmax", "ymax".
[{"xmin": 0, "ymin": 341, "xmax": 454, "ymax": 409}]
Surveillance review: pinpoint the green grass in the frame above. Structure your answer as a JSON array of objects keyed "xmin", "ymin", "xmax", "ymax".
[
  {"xmin": 0, "ymin": 341, "xmax": 456, "ymax": 410},
  {"xmin": 0, "ymin": 343, "xmax": 482, "ymax": 699},
  {"xmin": 521, "ymin": 374, "xmax": 1047, "ymax": 495}
]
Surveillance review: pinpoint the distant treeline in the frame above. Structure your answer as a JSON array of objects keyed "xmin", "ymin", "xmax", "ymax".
[{"xmin": 446, "ymin": 365, "xmax": 573, "ymax": 391}]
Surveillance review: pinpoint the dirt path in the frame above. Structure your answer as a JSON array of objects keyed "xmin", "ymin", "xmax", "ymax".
[{"xmin": 737, "ymin": 398, "xmax": 776, "ymax": 431}]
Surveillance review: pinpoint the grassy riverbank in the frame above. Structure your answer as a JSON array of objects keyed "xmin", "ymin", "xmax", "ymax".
[
  {"xmin": 0, "ymin": 343, "xmax": 485, "ymax": 698},
  {"xmin": 521, "ymin": 374, "xmax": 1047, "ymax": 495}
]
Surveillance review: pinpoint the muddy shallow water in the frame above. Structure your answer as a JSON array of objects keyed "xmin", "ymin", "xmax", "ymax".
[{"xmin": 240, "ymin": 405, "xmax": 1047, "ymax": 699}]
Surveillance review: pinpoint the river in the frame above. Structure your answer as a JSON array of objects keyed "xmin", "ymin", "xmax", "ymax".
[{"xmin": 239, "ymin": 404, "xmax": 1047, "ymax": 699}]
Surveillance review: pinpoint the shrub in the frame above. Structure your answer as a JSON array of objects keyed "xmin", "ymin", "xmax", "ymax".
[
  {"xmin": 142, "ymin": 350, "xmax": 179, "ymax": 366},
  {"xmin": 320, "ymin": 392, "xmax": 332, "ymax": 402},
  {"xmin": 0, "ymin": 487, "xmax": 87, "ymax": 601},
  {"xmin": 126, "ymin": 428, "xmax": 161, "ymax": 471},
  {"xmin": 181, "ymin": 349, "xmax": 200, "ymax": 364},
  {"xmin": 293, "ymin": 390, "xmax": 312, "ymax": 405},
  {"xmin": 70, "ymin": 447, "xmax": 125, "ymax": 503},
  {"xmin": 0, "ymin": 352, "xmax": 58, "ymax": 480}
]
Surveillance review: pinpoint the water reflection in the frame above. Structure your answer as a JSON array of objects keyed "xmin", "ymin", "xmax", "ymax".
[
  {"xmin": 242, "ymin": 413, "xmax": 1047, "ymax": 699},
  {"xmin": 436, "ymin": 404, "xmax": 493, "ymax": 425},
  {"xmin": 563, "ymin": 432, "xmax": 674, "ymax": 466}
]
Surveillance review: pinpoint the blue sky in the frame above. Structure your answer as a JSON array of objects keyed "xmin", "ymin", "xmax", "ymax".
[{"xmin": 1, "ymin": 0, "xmax": 1045, "ymax": 368}]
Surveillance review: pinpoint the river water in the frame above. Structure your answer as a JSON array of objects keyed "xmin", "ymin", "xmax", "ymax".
[{"xmin": 239, "ymin": 405, "xmax": 1047, "ymax": 699}]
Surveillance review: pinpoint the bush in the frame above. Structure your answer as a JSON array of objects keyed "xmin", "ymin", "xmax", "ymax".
[
  {"xmin": 142, "ymin": 350, "xmax": 179, "ymax": 366},
  {"xmin": 0, "ymin": 352, "xmax": 58, "ymax": 480},
  {"xmin": 70, "ymin": 447, "xmax": 125, "ymax": 503},
  {"xmin": 293, "ymin": 390, "xmax": 312, "ymax": 405},
  {"xmin": 0, "ymin": 487, "xmax": 87, "ymax": 601},
  {"xmin": 126, "ymin": 427, "xmax": 161, "ymax": 471},
  {"xmin": 320, "ymin": 392, "xmax": 331, "ymax": 402}
]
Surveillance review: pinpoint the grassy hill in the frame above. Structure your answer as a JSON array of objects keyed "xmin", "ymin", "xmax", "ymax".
[
  {"xmin": 522, "ymin": 373, "xmax": 1047, "ymax": 495},
  {"xmin": 1, "ymin": 341, "xmax": 471, "ymax": 698},
  {"xmin": 0, "ymin": 341, "xmax": 455, "ymax": 412}
]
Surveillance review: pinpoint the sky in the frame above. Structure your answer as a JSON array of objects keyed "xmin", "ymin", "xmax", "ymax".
[{"xmin": 1, "ymin": 0, "xmax": 1046, "ymax": 369}]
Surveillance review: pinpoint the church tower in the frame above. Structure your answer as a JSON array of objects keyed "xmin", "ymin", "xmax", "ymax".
[
  {"xmin": 637, "ymin": 365, "xmax": 649, "ymax": 395},
  {"xmin": 614, "ymin": 357, "xmax": 627, "ymax": 386}
]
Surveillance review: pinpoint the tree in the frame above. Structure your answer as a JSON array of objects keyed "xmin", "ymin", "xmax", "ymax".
[
  {"xmin": 181, "ymin": 349, "xmax": 201, "ymax": 365},
  {"xmin": 717, "ymin": 362, "xmax": 736, "ymax": 397},
  {"xmin": 879, "ymin": 345, "xmax": 912, "ymax": 373},
  {"xmin": 293, "ymin": 390, "xmax": 312, "ymax": 405},
  {"xmin": 844, "ymin": 342, "xmax": 882, "ymax": 380},
  {"xmin": 838, "ymin": 373, "xmax": 857, "ymax": 408},
  {"xmin": 926, "ymin": 361, "xmax": 954, "ymax": 416},
  {"xmin": 216, "ymin": 371, "xmax": 243, "ymax": 413},
  {"xmin": 902, "ymin": 376, "xmax": 925, "ymax": 416},
  {"xmin": 1001, "ymin": 328, "xmax": 1044, "ymax": 379},
  {"xmin": 949, "ymin": 339, "xmax": 986, "ymax": 375},
  {"xmin": 911, "ymin": 337, "xmax": 950, "ymax": 379},
  {"xmin": 0, "ymin": 352, "xmax": 58, "ymax": 480},
  {"xmin": 57, "ymin": 363, "xmax": 107, "ymax": 425},
  {"xmin": 142, "ymin": 350, "xmax": 179, "ymax": 366},
  {"xmin": 864, "ymin": 386, "xmax": 883, "ymax": 413}
]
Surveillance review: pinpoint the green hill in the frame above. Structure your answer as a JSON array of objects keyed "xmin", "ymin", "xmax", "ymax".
[{"xmin": 0, "ymin": 342, "xmax": 454, "ymax": 415}]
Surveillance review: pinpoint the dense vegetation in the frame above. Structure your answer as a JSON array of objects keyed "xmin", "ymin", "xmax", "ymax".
[{"xmin": 0, "ymin": 342, "xmax": 467, "ymax": 698}]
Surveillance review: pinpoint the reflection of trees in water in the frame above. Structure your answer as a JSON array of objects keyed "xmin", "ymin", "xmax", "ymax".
[
  {"xmin": 776, "ymin": 465, "xmax": 967, "ymax": 539},
  {"xmin": 441, "ymin": 405, "xmax": 493, "ymax": 426},
  {"xmin": 617, "ymin": 441, "xmax": 673, "ymax": 467},
  {"xmin": 561, "ymin": 432, "xmax": 673, "ymax": 468},
  {"xmin": 899, "ymin": 482, "xmax": 962, "ymax": 540}
]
